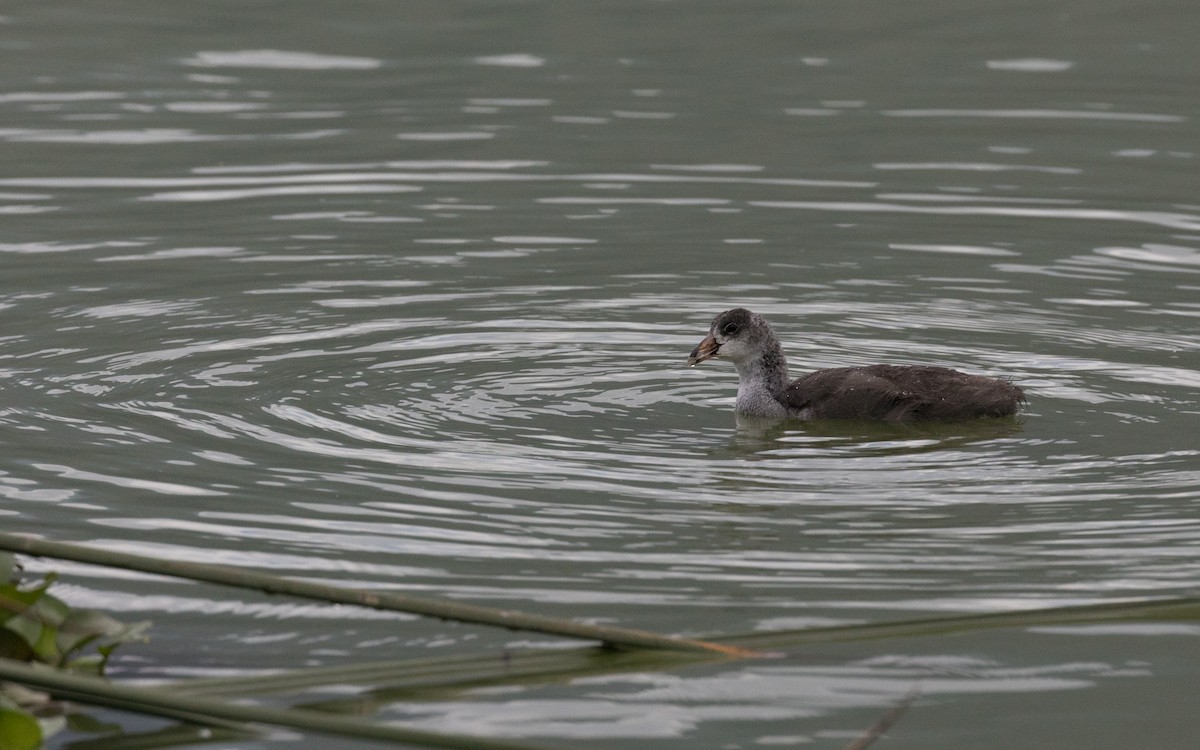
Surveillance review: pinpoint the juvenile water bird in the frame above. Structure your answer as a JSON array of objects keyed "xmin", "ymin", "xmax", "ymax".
[{"xmin": 688, "ymin": 308, "xmax": 1025, "ymax": 422}]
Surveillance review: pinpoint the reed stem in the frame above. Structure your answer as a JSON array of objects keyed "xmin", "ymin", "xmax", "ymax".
[
  {"xmin": 0, "ymin": 658, "xmax": 556, "ymax": 750},
  {"xmin": 0, "ymin": 533, "xmax": 755, "ymax": 657}
]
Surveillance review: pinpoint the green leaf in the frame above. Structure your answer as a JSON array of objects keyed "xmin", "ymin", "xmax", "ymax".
[
  {"xmin": 59, "ymin": 612, "xmax": 151, "ymax": 673},
  {"xmin": 27, "ymin": 591, "xmax": 69, "ymax": 632},
  {"xmin": 32, "ymin": 624, "xmax": 63, "ymax": 666},
  {"xmin": 0, "ymin": 704, "xmax": 42, "ymax": 750},
  {"xmin": 57, "ymin": 609, "xmax": 124, "ymax": 657},
  {"xmin": 1, "ymin": 617, "xmax": 44, "ymax": 661},
  {"xmin": 63, "ymin": 655, "xmax": 103, "ymax": 675},
  {"xmin": 0, "ymin": 582, "xmax": 46, "ymax": 617},
  {"xmin": 63, "ymin": 711, "xmax": 119, "ymax": 734},
  {"xmin": 0, "ymin": 566, "xmax": 147, "ymax": 674},
  {"xmin": 0, "ymin": 630, "xmax": 34, "ymax": 662}
]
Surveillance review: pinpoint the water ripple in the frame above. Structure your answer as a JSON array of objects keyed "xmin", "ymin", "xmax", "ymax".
[{"xmin": 750, "ymin": 200, "xmax": 1200, "ymax": 232}]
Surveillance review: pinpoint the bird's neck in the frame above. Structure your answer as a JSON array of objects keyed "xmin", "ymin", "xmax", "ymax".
[{"xmin": 732, "ymin": 340, "xmax": 790, "ymax": 415}]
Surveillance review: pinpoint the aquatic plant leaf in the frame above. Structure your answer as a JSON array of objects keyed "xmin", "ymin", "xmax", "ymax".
[
  {"xmin": 1, "ymin": 616, "xmax": 44, "ymax": 662},
  {"xmin": 0, "ymin": 564, "xmax": 147, "ymax": 673},
  {"xmin": 0, "ymin": 703, "xmax": 43, "ymax": 750},
  {"xmin": 0, "ymin": 631, "xmax": 34, "ymax": 662},
  {"xmin": 57, "ymin": 609, "xmax": 130, "ymax": 664},
  {"xmin": 1, "ymin": 577, "xmax": 71, "ymax": 664},
  {"xmin": 63, "ymin": 711, "xmax": 120, "ymax": 734},
  {"xmin": 64, "ymin": 617, "xmax": 151, "ymax": 675},
  {"xmin": 27, "ymin": 589, "xmax": 70, "ymax": 632},
  {"xmin": 0, "ymin": 582, "xmax": 45, "ymax": 622}
]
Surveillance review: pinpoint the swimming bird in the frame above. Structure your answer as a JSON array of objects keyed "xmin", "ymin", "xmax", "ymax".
[{"xmin": 688, "ymin": 308, "xmax": 1025, "ymax": 422}]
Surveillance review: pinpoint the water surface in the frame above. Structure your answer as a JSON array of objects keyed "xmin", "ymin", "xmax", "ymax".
[{"xmin": 3, "ymin": 1, "xmax": 1198, "ymax": 747}]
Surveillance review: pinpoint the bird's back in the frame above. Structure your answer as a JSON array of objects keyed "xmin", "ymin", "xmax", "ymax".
[{"xmin": 782, "ymin": 364, "xmax": 1024, "ymax": 422}]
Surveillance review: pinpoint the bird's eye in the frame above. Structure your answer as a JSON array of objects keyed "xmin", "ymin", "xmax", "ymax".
[{"xmin": 722, "ymin": 322, "xmax": 739, "ymax": 335}]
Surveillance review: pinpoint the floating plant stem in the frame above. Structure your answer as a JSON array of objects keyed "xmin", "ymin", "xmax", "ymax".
[
  {"xmin": 0, "ymin": 658, "xmax": 558, "ymax": 750},
  {"xmin": 0, "ymin": 533, "xmax": 757, "ymax": 657}
]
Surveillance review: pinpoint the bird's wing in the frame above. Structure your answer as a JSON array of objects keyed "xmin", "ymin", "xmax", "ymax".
[
  {"xmin": 782, "ymin": 367, "xmax": 926, "ymax": 421},
  {"xmin": 783, "ymin": 365, "xmax": 1024, "ymax": 421}
]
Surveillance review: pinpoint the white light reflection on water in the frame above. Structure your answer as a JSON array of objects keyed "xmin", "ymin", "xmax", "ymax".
[{"xmin": 750, "ymin": 200, "xmax": 1200, "ymax": 232}]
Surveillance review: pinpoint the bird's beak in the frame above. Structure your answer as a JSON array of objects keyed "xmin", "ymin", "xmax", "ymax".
[{"xmin": 687, "ymin": 333, "xmax": 720, "ymax": 366}]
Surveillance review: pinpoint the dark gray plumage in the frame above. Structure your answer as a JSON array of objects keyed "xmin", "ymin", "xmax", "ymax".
[{"xmin": 688, "ymin": 308, "xmax": 1024, "ymax": 422}]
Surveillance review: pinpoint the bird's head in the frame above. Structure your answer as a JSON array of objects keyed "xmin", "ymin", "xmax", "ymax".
[{"xmin": 687, "ymin": 308, "xmax": 767, "ymax": 366}]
